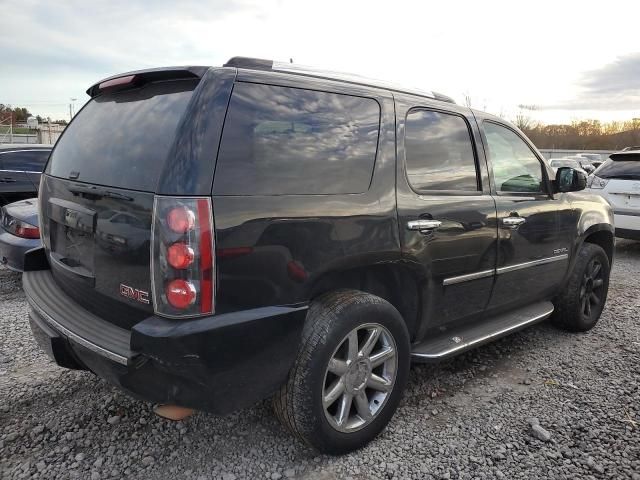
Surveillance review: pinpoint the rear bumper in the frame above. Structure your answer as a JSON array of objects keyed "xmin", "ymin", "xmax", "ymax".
[
  {"xmin": 614, "ymin": 212, "xmax": 640, "ymax": 239},
  {"xmin": 23, "ymin": 269, "xmax": 307, "ymax": 414},
  {"xmin": 0, "ymin": 230, "xmax": 40, "ymax": 272}
]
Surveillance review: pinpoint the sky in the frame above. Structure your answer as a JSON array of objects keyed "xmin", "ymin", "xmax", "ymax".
[{"xmin": 1, "ymin": 0, "xmax": 639, "ymax": 125}]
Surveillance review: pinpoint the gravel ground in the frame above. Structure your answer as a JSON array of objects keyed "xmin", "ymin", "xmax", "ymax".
[{"xmin": 1, "ymin": 241, "xmax": 639, "ymax": 480}]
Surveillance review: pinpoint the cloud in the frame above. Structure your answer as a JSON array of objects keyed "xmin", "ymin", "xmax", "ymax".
[{"xmin": 543, "ymin": 53, "xmax": 640, "ymax": 111}]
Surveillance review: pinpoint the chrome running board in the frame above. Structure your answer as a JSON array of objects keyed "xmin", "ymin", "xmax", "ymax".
[{"xmin": 410, "ymin": 301, "xmax": 554, "ymax": 362}]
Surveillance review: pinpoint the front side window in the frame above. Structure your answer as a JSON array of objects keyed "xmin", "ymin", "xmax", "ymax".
[
  {"xmin": 214, "ymin": 83, "xmax": 380, "ymax": 195},
  {"xmin": 404, "ymin": 109, "xmax": 478, "ymax": 192},
  {"xmin": 484, "ymin": 122, "xmax": 544, "ymax": 194}
]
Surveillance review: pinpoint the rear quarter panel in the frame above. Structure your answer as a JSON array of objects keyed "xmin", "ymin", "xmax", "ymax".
[{"xmin": 211, "ymin": 73, "xmax": 400, "ymax": 313}]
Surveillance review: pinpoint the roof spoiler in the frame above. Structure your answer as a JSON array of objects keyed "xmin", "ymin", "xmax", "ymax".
[
  {"xmin": 86, "ymin": 66, "xmax": 210, "ymax": 97},
  {"xmin": 610, "ymin": 152, "xmax": 640, "ymax": 161}
]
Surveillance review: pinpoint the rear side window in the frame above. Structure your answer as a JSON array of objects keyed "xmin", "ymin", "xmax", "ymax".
[
  {"xmin": 214, "ymin": 83, "xmax": 380, "ymax": 195},
  {"xmin": 47, "ymin": 79, "xmax": 198, "ymax": 192},
  {"xmin": 596, "ymin": 158, "xmax": 640, "ymax": 180},
  {"xmin": 1, "ymin": 150, "xmax": 49, "ymax": 172},
  {"xmin": 404, "ymin": 109, "xmax": 478, "ymax": 191}
]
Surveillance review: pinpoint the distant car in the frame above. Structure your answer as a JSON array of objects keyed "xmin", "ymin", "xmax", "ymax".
[
  {"xmin": 575, "ymin": 153, "xmax": 604, "ymax": 170},
  {"xmin": 621, "ymin": 146, "xmax": 640, "ymax": 151},
  {"xmin": 587, "ymin": 150, "xmax": 640, "ymax": 240},
  {"xmin": 0, "ymin": 144, "xmax": 51, "ymax": 205},
  {"xmin": 575, "ymin": 153, "xmax": 602, "ymax": 162},
  {"xmin": 549, "ymin": 158, "xmax": 588, "ymax": 173},
  {"xmin": 0, "ymin": 198, "xmax": 40, "ymax": 271},
  {"xmin": 563, "ymin": 156, "xmax": 596, "ymax": 174}
]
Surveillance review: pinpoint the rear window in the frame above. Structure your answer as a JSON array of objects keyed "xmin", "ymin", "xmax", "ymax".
[
  {"xmin": 1, "ymin": 150, "xmax": 49, "ymax": 172},
  {"xmin": 47, "ymin": 79, "xmax": 198, "ymax": 192},
  {"xmin": 596, "ymin": 157, "xmax": 640, "ymax": 180},
  {"xmin": 214, "ymin": 83, "xmax": 380, "ymax": 195}
]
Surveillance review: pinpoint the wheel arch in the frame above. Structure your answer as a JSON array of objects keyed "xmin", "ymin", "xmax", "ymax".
[
  {"xmin": 309, "ymin": 262, "xmax": 422, "ymax": 342},
  {"xmin": 580, "ymin": 224, "xmax": 615, "ymax": 266}
]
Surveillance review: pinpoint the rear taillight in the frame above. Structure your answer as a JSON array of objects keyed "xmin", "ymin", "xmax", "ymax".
[
  {"xmin": 151, "ymin": 197, "xmax": 215, "ymax": 318},
  {"xmin": 99, "ymin": 74, "xmax": 137, "ymax": 91},
  {"xmin": 1, "ymin": 208, "xmax": 40, "ymax": 239}
]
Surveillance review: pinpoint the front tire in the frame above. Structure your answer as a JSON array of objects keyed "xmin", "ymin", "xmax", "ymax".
[
  {"xmin": 273, "ymin": 290, "xmax": 410, "ymax": 454},
  {"xmin": 553, "ymin": 243, "xmax": 610, "ymax": 332}
]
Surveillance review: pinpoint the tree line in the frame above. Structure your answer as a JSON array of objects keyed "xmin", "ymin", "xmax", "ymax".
[
  {"xmin": 519, "ymin": 118, "xmax": 640, "ymax": 151},
  {"xmin": 0, "ymin": 104, "xmax": 68, "ymax": 125}
]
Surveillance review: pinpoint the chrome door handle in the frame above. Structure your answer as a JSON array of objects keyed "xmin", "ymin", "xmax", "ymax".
[
  {"xmin": 502, "ymin": 216, "xmax": 526, "ymax": 227},
  {"xmin": 407, "ymin": 219, "xmax": 442, "ymax": 231}
]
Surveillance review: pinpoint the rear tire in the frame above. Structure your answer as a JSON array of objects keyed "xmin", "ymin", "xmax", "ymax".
[
  {"xmin": 273, "ymin": 290, "xmax": 410, "ymax": 454},
  {"xmin": 552, "ymin": 243, "xmax": 610, "ymax": 332}
]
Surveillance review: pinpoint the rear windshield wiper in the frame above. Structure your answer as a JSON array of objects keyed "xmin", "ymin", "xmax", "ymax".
[{"xmin": 69, "ymin": 185, "xmax": 134, "ymax": 201}]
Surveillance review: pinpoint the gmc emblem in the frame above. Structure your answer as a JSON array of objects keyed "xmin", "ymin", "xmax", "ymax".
[{"xmin": 119, "ymin": 284, "xmax": 150, "ymax": 305}]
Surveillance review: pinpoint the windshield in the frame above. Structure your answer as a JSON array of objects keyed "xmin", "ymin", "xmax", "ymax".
[
  {"xmin": 47, "ymin": 79, "xmax": 198, "ymax": 192},
  {"xmin": 595, "ymin": 158, "xmax": 640, "ymax": 180}
]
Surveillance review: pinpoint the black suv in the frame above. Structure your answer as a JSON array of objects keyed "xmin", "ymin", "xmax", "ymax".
[{"xmin": 24, "ymin": 57, "xmax": 614, "ymax": 454}]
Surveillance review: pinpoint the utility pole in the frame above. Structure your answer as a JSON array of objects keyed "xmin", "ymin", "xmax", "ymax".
[{"xmin": 69, "ymin": 98, "xmax": 77, "ymax": 120}]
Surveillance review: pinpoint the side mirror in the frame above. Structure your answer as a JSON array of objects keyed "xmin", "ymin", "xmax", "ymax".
[{"xmin": 555, "ymin": 167, "xmax": 587, "ymax": 193}]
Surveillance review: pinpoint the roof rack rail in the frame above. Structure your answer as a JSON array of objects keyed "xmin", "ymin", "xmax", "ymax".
[{"xmin": 223, "ymin": 56, "xmax": 456, "ymax": 104}]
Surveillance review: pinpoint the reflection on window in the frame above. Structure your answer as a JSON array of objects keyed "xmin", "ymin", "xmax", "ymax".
[
  {"xmin": 215, "ymin": 83, "xmax": 380, "ymax": 195},
  {"xmin": 405, "ymin": 110, "xmax": 478, "ymax": 191},
  {"xmin": 484, "ymin": 122, "xmax": 543, "ymax": 193},
  {"xmin": 49, "ymin": 80, "xmax": 197, "ymax": 192}
]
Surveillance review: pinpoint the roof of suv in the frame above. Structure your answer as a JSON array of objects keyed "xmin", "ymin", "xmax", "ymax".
[
  {"xmin": 87, "ymin": 56, "xmax": 457, "ymax": 105},
  {"xmin": 224, "ymin": 57, "xmax": 457, "ymax": 104}
]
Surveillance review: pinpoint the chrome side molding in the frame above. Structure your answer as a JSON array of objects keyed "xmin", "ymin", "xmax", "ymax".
[
  {"xmin": 495, "ymin": 254, "xmax": 568, "ymax": 275},
  {"xmin": 443, "ymin": 254, "xmax": 569, "ymax": 285},
  {"xmin": 443, "ymin": 269, "xmax": 495, "ymax": 286}
]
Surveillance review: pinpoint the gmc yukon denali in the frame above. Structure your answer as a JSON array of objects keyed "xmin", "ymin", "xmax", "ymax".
[{"xmin": 23, "ymin": 57, "xmax": 614, "ymax": 454}]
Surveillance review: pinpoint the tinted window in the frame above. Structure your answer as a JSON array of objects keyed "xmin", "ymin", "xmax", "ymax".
[
  {"xmin": 1, "ymin": 150, "xmax": 49, "ymax": 172},
  {"xmin": 214, "ymin": 83, "xmax": 380, "ymax": 195},
  {"xmin": 48, "ymin": 79, "xmax": 197, "ymax": 192},
  {"xmin": 404, "ymin": 110, "xmax": 478, "ymax": 191},
  {"xmin": 596, "ymin": 158, "xmax": 640, "ymax": 180},
  {"xmin": 484, "ymin": 122, "xmax": 544, "ymax": 193}
]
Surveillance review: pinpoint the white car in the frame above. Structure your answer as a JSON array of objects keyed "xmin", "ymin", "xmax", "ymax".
[
  {"xmin": 549, "ymin": 158, "xmax": 588, "ymax": 174},
  {"xmin": 587, "ymin": 150, "xmax": 640, "ymax": 240}
]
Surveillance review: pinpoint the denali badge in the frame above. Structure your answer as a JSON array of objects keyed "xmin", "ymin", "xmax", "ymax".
[{"xmin": 119, "ymin": 284, "xmax": 150, "ymax": 304}]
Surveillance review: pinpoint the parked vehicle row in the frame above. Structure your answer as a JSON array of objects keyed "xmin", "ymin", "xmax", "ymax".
[{"xmin": 549, "ymin": 156, "xmax": 596, "ymax": 174}]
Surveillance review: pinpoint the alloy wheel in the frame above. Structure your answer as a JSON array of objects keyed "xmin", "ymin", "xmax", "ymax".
[
  {"xmin": 579, "ymin": 258, "xmax": 604, "ymax": 320},
  {"xmin": 322, "ymin": 323, "xmax": 397, "ymax": 433}
]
